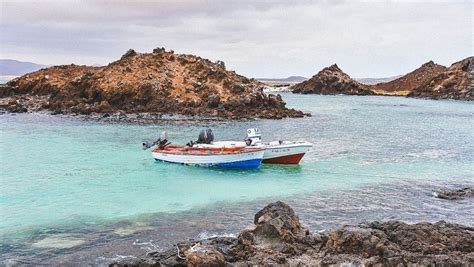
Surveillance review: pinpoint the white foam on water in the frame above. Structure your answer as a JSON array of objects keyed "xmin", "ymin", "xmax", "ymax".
[
  {"xmin": 132, "ymin": 239, "xmax": 161, "ymax": 252},
  {"xmin": 407, "ymin": 149, "xmax": 452, "ymax": 160},
  {"xmin": 97, "ymin": 254, "xmax": 137, "ymax": 262},
  {"xmin": 197, "ymin": 231, "xmax": 236, "ymax": 240}
]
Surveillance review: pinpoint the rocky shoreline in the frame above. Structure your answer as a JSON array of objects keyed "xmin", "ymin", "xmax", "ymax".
[
  {"xmin": 0, "ymin": 94, "xmax": 311, "ymax": 125},
  {"xmin": 0, "ymin": 95, "xmax": 239, "ymax": 124},
  {"xmin": 111, "ymin": 201, "xmax": 474, "ymax": 266}
]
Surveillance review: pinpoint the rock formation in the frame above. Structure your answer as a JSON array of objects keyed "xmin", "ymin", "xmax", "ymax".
[
  {"xmin": 0, "ymin": 48, "xmax": 303, "ymax": 119},
  {"xmin": 435, "ymin": 187, "xmax": 473, "ymax": 200},
  {"xmin": 407, "ymin": 57, "xmax": 473, "ymax": 100},
  {"xmin": 291, "ymin": 64, "xmax": 374, "ymax": 95},
  {"xmin": 371, "ymin": 61, "xmax": 447, "ymax": 95},
  {"xmin": 110, "ymin": 201, "xmax": 474, "ymax": 266}
]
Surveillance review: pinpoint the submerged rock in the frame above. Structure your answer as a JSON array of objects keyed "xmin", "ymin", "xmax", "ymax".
[
  {"xmin": 435, "ymin": 187, "xmax": 473, "ymax": 200},
  {"xmin": 110, "ymin": 201, "xmax": 474, "ymax": 266},
  {"xmin": 32, "ymin": 234, "xmax": 86, "ymax": 249}
]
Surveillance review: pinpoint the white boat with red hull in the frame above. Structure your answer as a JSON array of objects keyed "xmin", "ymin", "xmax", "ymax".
[{"xmin": 197, "ymin": 128, "xmax": 312, "ymax": 164}]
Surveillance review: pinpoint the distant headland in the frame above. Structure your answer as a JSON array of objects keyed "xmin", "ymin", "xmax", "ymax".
[{"xmin": 288, "ymin": 57, "xmax": 472, "ymax": 100}]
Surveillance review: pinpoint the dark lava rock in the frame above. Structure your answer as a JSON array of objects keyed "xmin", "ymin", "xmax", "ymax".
[
  {"xmin": 291, "ymin": 64, "xmax": 374, "ymax": 95},
  {"xmin": 121, "ymin": 49, "xmax": 137, "ymax": 59},
  {"xmin": 436, "ymin": 187, "xmax": 473, "ymax": 200},
  {"xmin": 110, "ymin": 201, "xmax": 474, "ymax": 266}
]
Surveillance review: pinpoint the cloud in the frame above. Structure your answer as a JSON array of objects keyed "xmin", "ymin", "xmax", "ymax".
[{"xmin": 0, "ymin": 0, "xmax": 472, "ymax": 78}]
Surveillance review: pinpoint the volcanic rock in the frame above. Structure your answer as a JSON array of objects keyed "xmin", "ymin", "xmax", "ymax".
[
  {"xmin": 372, "ymin": 61, "xmax": 447, "ymax": 95},
  {"xmin": 0, "ymin": 48, "xmax": 304, "ymax": 119},
  {"xmin": 435, "ymin": 187, "xmax": 473, "ymax": 200},
  {"xmin": 291, "ymin": 64, "xmax": 374, "ymax": 95},
  {"xmin": 110, "ymin": 201, "xmax": 474, "ymax": 266},
  {"xmin": 407, "ymin": 57, "xmax": 473, "ymax": 100}
]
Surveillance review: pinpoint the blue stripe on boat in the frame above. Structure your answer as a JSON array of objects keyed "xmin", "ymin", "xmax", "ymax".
[
  {"xmin": 155, "ymin": 158, "xmax": 262, "ymax": 169},
  {"xmin": 213, "ymin": 158, "xmax": 262, "ymax": 169}
]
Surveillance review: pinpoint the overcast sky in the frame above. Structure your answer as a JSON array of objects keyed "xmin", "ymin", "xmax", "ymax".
[{"xmin": 0, "ymin": 0, "xmax": 472, "ymax": 78}]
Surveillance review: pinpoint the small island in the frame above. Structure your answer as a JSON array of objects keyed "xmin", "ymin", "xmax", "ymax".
[
  {"xmin": 0, "ymin": 48, "xmax": 304, "ymax": 120},
  {"xmin": 290, "ymin": 57, "xmax": 473, "ymax": 100}
]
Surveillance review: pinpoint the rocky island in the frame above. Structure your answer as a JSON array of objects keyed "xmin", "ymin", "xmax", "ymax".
[
  {"xmin": 290, "ymin": 57, "xmax": 472, "ymax": 100},
  {"xmin": 370, "ymin": 61, "xmax": 447, "ymax": 96},
  {"xmin": 407, "ymin": 57, "xmax": 473, "ymax": 100},
  {"xmin": 0, "ymin": 48, "xmax": 304, "ymax": 120},
  {"xmin": 290, "ymin": 64, "xmax": 374, "ymax": 95},
  {"xmin": 112, "ymin": 201, "xmax": 474, "ymax": 266}
]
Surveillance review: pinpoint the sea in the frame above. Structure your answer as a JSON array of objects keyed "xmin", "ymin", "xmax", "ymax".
[{"xmin": 0, "ymin": 93, "xmax": 473, "ymax": 265}]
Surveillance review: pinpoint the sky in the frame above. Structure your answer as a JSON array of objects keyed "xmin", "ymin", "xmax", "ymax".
[{"xmin": 0, "ymin": 0, "xmax": 472, "ymax": 78}]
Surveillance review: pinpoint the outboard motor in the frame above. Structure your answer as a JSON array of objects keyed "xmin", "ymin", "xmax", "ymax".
[
  {"xmin": 142, "ymin": 131, "xmax": 170, "ymax": 150},
  {"xmin": 245, "ymin": 128, "xmax": 262, "ymax": 146},
  {"xmin": 157, "ymin": 131, "xmax": 169, "ymax": 148},
  {"xmin": 197, "ymin": 128, "xmax": 214, "ymax": 144}
]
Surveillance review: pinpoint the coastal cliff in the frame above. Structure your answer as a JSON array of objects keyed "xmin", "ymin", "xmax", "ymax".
[
  {"xmin": 0, "ymin": 48, "xmax": 303, "ymax": 119},
  {"xmin": 290, "ymin": 64, "xmax": 374, "ymax": 95},
  {"xmin": 407, "ymin": 57, "xmax": 473, "ymax": 100}
]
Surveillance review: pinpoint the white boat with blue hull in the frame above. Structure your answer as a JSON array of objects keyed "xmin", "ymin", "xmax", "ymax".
[{"xmin": 152, "ymin": 145, "xmax": 264, "ymax": 169}]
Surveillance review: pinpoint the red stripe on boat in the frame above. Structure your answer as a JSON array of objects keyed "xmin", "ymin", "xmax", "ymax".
[{"xmin": 262, "ymin": 153, "xmax": 306, "ymax": 164}]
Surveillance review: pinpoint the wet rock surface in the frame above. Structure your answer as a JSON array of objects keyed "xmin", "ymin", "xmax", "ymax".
[
  {"xmin": 435, "ymin": 187, "xmax": 473, "ymax": 200},
  {"xmin": 0, "ymin": 48, "xmax": 304, "ymax": 120},
  {"xmin": 291, "ymin": 64, "xmax": 374, "ymax": 95},
  {"xmin": 110, "ymin": 201, "xmax": 474, "ymax": 266}
]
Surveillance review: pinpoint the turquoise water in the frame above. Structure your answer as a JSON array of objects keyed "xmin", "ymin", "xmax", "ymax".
[{"xmin": 1, "ymin": 94, "xmax": 473, "ymax": 249}]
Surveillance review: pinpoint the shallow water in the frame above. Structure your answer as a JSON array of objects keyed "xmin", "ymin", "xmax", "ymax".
[{"xmin": 1, "ymin": 94, "xmax": 473, "ymax": 264}]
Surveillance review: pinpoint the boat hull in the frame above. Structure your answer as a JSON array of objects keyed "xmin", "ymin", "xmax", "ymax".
[
  {"xmin": 152, "ymin": 148, "xmax": 264, "ymax": 169},
  {"xmin": 261, "ymin": 143, "xmax": 311, "ymax": 164},
  {"xmin": 210, "ymin": 141, "xmax": 312, "ymax": 165},
  {"xmin": 262, "ymin": 152, "xmax": 306, "ymax": 164}
]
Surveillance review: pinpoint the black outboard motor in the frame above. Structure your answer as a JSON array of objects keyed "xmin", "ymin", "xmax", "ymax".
[
  {"xmin": 186, "ymin": 128, "xmax": 214, "ymax": 146},
  {"xmin": 142, "ymin": 131, "xmax": 170, "ymax": 150},
  {"xmin": 197, "ymin": 128, "xmax": 214, "ymax": 144}
]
